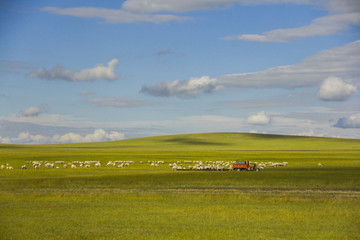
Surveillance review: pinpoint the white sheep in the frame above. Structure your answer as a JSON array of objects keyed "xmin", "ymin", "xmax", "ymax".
[
  {"xmin": 21, "ymin": 165, "xmax": 27, "ymax": 169},
  {"xmin": 318, "ymin": 163, "xmax": 323, "ymax": 167}
]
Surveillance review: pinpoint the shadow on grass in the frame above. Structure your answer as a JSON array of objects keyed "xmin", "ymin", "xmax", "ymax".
[{"xmin": 162, "ymin": 137, "xmax": 230, "ymax": 146}]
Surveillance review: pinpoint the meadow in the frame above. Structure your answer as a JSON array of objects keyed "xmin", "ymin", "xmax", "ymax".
[{"xmin": 0, "ymin": 133, "xmax": 359, "ymax": 239}]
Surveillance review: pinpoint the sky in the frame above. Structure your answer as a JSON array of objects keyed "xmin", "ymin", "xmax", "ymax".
[{"xmin": 0, "ymin": 0, "xmax": 359, "ymax": 144}]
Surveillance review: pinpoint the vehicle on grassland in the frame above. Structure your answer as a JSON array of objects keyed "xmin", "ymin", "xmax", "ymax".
[{"xmin": 232, "ymin": 161, "xmax": 259, "ymax": 171}]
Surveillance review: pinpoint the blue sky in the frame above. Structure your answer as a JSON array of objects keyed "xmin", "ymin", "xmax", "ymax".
[{"xmin": 1, "ymin": 0, "xmax": 359, "ymax": 144}]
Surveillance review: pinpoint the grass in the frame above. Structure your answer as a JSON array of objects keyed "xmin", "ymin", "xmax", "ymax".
[{"xmin": 0, "ymin": 133, "xmax": 359, "ymax": 239}]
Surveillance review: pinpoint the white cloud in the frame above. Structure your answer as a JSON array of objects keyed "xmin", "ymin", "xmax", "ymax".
[
  {"xmin": 140, "ymin": 76, "xmax": 221, "ymax": 98},
  {"xmin": 248, "ymin": 111, "xmax": 271, "ymax": 125},
  {"xmin": 28, "ymin": 59, "xmax": 119, "ymax": 82},
  {"xmin": 0, "ymin": 129, "xmax": 125, "ymax": 144},
  {"xmin": 334, "ymin": 113, "xmax": 360, "ymax": 128},
  {"xmin": 224, "ymin": 13, "xmax": 360, "ymax": 42},
  {"xmin": 21, "ymin": 106, "xmax": 41, "ymax": 117},
  {"xmin": 41, "ymin": 7, "xmax": 191, "ymax": 24},
  {"xmin": 318, "ymin": 76, "xmax": 357, "ymax": 101},
  {"xmin": 18, "ymin": 104, "xmax": 50, "ymax": 117},
  {"xmin": 88, "ymin": 97, "xmax": 156, "ymax": 108}
]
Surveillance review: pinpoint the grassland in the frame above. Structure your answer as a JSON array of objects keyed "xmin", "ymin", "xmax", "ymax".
[{"xmin": 0, "ymin": 133, "xmax": 359, "ymax": 239}]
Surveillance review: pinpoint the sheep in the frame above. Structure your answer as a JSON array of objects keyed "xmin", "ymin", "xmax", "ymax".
[
  {"xmin": 95, "ymin": 162, "xmax": 101, "ymax": 167},
  {"xmin": 21, "ymin": 165, "xmax": 27, "ymax": 169},
  {"xmin": 71, "ymin": 164, "xmax": 76, "ymax": 168},
  {"xmin": 318, "ymin": 163, "xmax": 323, "ymax": 167},
  {"xmin": 45, "ymin": 163, "xmax": 54, "ymax": 168},
  {"xmin": 1, "ymin": 165, "xmax": 4, "ymax": 169},
  {"xmin": 7, "ymin": 166, "xmax": 13, "ymax": 170}
]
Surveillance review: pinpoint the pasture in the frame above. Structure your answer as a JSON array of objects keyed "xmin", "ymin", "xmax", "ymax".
[{"xmin": 0, "ymin": 133, "xmax": 359, "ymax": 239}]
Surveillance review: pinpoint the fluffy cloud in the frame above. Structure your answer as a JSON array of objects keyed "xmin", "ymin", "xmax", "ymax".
[
  {"xmin": 247, "ymin": 111, "xmax": 271, "ymax": 125},
  {"xmin": 28, "ymin": 59, "xmax": 118, "ymax": 82},
  {"xmin": 140, "ymin": 76, "xmax": 221, "ymax": 98},
  {"xmin": 88, "ymin": 98, "xmax": 156, "ymax": 108},
  {"xmin": 318, "ymin": 76, "xmax": 357, "ymax": 101},
  {"xmin": 18, "ymin": 104, "xmax": 50, "ymax": 117},
  {"xmin": 0, "ymin": 129, "xmax": 125, "ymax": 144},
  {"xmin": 41, "ymin": 7, "xmax": 191, "ymax": 24},
  {"xmin": 334, "ymin": 113, "xmax": 360, "ymax": 128}
]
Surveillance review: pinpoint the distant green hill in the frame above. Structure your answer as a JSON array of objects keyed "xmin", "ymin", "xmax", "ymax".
[{"xmin": 33, "ymin": 132, "xmax": 360, "ymax": 151}]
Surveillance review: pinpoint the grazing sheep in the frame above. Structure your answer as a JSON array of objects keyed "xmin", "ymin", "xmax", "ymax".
[
  {"xmin": 45, "ymin": 163, "xmax": 54, "ymax": 168},
  {"xmin": 21, "ymin": 165, "xmax": 27, "ymax": 169},
  {"xmin": 1, "ymin": 165, "xmax": 4, "ymax": 169},
  {"xmin": 95, "ymin": 162, "xmax": 101, "ymax": 167},
  {"xmin": 318, "ymin": 163, "xmax": 323, "ymax": 167},
  {"xmin": 71, "ymin": 164, "xmax": 76, "ymax": 168}
]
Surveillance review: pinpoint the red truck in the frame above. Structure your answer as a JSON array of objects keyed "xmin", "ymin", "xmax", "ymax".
[{"xmin": 232, "ymin": 161, "xmax": 259, "ymax": 171}]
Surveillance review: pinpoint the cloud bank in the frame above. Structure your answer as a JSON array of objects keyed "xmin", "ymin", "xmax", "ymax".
[
  {"xmin": 0, "ymin": 129, "xmax": 125, "ymax": 144},
  {"xmin": 142, "ymin": 40, "xmax": 360, "ymax": 97},
  {"xmin": 88, "ymin": 97, "xmax": 156, "ymax": 108},
  {"xmin": 28, "ymin": 59, "xmax": 119, "ymax": 82},
  {"xmin": 41, "ymin": 7, "xmax": 191, "ymax": 24},
  {"xmin": 223, "ymin": 0, "xmax": 360, "ymax": 42},
  {"xmin": 224, "ymin": 13, "xmax": 360, "ymax": 42}
]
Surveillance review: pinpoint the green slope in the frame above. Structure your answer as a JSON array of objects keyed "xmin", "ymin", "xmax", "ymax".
[{"xmin": 34, "ymin": 132, "xmax": 360, "ymax": 151}]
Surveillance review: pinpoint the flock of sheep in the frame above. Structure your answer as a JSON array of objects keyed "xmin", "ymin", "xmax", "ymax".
[
  {"xmin": 169, "ymin": 161, "xmax": 289, "ymax": 171},
  {"xmin": 1, "ymin": 160, "xmax": 325, "ymax": 170},
  {"xmin": 0, "ymin": 160, "xmax": 165, "ymax": 170}
]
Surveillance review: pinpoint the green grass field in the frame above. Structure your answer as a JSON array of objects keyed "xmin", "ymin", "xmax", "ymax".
[{"xmin": 1, "ymin": 133, "xmax": 359, "ymax": 239}]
